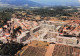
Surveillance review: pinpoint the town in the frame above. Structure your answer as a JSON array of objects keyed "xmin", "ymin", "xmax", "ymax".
[{"xmin": 0, "ymin": 6, "xmax": 80, "ymax": 56}]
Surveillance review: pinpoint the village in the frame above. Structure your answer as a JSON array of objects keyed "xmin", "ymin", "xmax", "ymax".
[
  {"xmin": 0, "ymin": 16, "xmax": 80, "ymax": 46},
  {"xmin": 0, "ymin": 7, "xmax": 80, "ymax": 56}
]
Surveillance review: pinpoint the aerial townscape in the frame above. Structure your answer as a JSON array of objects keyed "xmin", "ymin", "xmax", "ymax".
[{"xmin": 0, "ymin": 0, "xmax": 80, "ymax": 56}]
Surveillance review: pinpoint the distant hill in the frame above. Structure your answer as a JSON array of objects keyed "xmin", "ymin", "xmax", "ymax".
[
  {"xmin": 0, "ymin": 0, "xmax": 41, "ymax": 7},
  {"xmin": 0, "ymin": 0, "xmax": 80, "ymax": 7},
  {"xmin": 44, "ymin": 1, "xmax": 80, "ymax": 6}
]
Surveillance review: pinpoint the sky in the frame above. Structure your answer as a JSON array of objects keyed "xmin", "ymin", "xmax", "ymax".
[
  {"xmin": 0, "ymin": 0, "xmax": 80, "ymax": 7},
  {"xmin": 31, "ymin": 0, "xmax": 79, "ymax": 3},
  {"xmin": 31, "ymin": 0, "xmax": 80, "ymax": 6}
]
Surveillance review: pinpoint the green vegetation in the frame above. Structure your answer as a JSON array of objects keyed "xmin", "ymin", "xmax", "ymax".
[
  {"xmin": 31, "ymin": 6, "xmax": 78, "ymax": 21},
  {"xmin": 0, "ymin": 6, "xmax": 78, "ymax": 26},
  {"xmin": 32, "ymin": 8, "xmax": 76, "ymax": 17},
  {"xmin": 0, "ymin": 11, "xmax": 12, "ymax": 27},
  {"xmin": 0, "ymin": 42, "xmax": 23, "ymax": 56}
]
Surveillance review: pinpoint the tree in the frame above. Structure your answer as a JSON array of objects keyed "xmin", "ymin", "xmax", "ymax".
[
  {"xmin": 0, "ymin": 11, "xmax": 12, "ymax": 27},
  {"xmin": 0, "ymin": 42, "xmax": 23, "ymax": 56}
]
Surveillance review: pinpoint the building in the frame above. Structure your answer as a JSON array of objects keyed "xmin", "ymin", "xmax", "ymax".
[
  {"xmin": 0, "ymin": 36, "xmax": 7, "ymax": 43},
  {"xmin": 17, "ymin": 31, "xmax": 31, "ymax": 44},
  {"xmin": 0, "ymin": 28, "xmax": 3, "ymax": 33},
  {"xmin": 30, "ymin": 21, "xmax": 60, "ymax": 42},
  {"xmin": 56, "ymin": 36, "xmax": 78, "ymax": 45},
  {"xmin": 30, "ymin": 26, "xmax": 40, "ymax": 38}
]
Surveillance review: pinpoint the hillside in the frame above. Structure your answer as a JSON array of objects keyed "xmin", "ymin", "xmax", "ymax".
[{"xmin": 0, "ymin": 0, "xmax": 41, "ymax": 7}]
